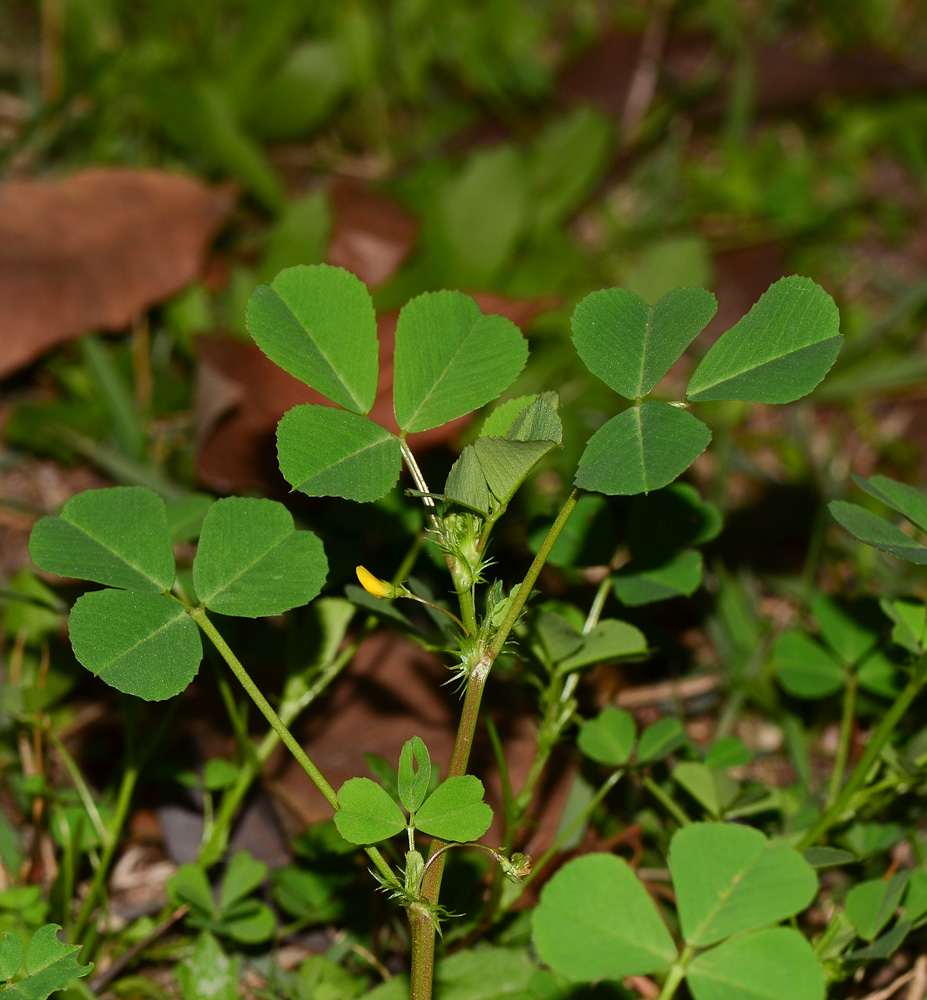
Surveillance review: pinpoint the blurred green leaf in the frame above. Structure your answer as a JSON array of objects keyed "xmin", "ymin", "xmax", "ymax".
[
  {"xmin": 846, "ymin": 873, "xmax": 909, "ymax": 942},
  {"xmin": 152, "ymin": 79, "xmax": 284, "ymax": 210},
  {"xmin": 176, "ymin": 932, "xmax": 238, "ymax": 1000},
  {"xmin": 577, "ymin": 708, "xmax": 636, "ymax": 767},
  {"xmin": 852, "ymin": 474, "xmax": 927, "ymax": 534},
  {"xmin": 436, "ymin": 146, "xmax": 528, "ymax": 287},
  {"xmin": 830, "ymin": 500, "xmax": 927, "ymax": 564},
  {"xmin": 773, "ymin": 629, "xmax": 844, "ymax": 699},
  {"xmin": 613, "ymin": 549, "xmax": 703, "ymax": 606}
]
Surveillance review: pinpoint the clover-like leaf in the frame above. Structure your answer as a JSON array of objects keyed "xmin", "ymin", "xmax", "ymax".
[
  {"xmin": 220, "ymin": 851, "xmax": 269, "ymax": 912},
  {"xmin": 575, "ymin": 401, "xmax": 711, "ymax": 496},
  {"xmin": 3, "ymin": 924, "xmax": 93, "ymax": 999},
  {"xmin": 773, "ymin": 629, "xmax": 844, "ymax": 699},
  {"xmin": 577, "ymin": 708, "xmax": 636, "ymax": 766},
  {"xmin": 637, "ymin": 717, "xmax": 687, "ymax": 761},
  {"xmin": 68, "ymin": 590, "xmax": 202, "ymax": 701},
  {"xmin": 532, "ymin": 854, "xmax": 676, "ymax": 980},
  {"xmin": 687, "ymin": 276, "xmax": 841, "ymax": 403},
  {"xmin": 670, "ymin": 823, "xmax": 818, "ymax": 948},
  {"xmin": 687, "ymin": 927, "xmax": 824, "ymax": 1000},
  {"xmin": 393, "ymin": 291, "xmax": 528, "ymax": 433},
  {"xmin": 556, "ymin": 618, "xmax": 648, "ymax": 674},
  {"xmin": 829, "ymin": 500, "xmax": 927, "ymax": 564},
  {"xmin": 414, "ymin": 776, "xmax": 492, "ymax": 842},
  {"xmin": 277, "ymin": 404, "xmax": 402, "ymax": 502},
  {"xmin": 29, "ymin": 487, "xmax": 175, "ymax": 593},
  {"xmin": 176, "ymin": 932, "xmax": 239, "ymax": 1000},
  {"xmin": 852, "ymin": 474, "xmax": 927, "ymax": 534},
  {"xmin": 613, "ymin": 549, "xmax": 703, "ymax": 606},
  {"xmin": 193, "ymin": 497, "xmax": 327, "ymax": 617},
  {"xmin": 0, "ymin": 930, "xmax": 23, "ymax": 981},
  {"xmin": 572, "ymin": 286, "xmax": 717, "ymax": 400},
  {"xmin": 246, "ymin": 264, "xmax": 379, "ymax": 414},
  {"xmin": 334, "ymin": 778, "xmax": 406, "ymax": 845},
  {"xmin": 398, "ymin": 737, "xmax": 432, "ymax": 814}
]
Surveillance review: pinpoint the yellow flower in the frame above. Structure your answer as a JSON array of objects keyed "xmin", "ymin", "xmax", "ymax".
[{"xmin": 356, "ymin": 566, "xmax": 394, "ymax": 599}]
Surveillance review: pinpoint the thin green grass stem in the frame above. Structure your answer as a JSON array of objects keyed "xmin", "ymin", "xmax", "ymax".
[
  {"xmin": 642, "ymin": 775, "xmax": 691, "ymax": 828},
  {"xmin": 798, "ymin": 653, "xmax": 927, "ymax": 849},
  {"xmin": 502, "ymin": 768, "xmax": 625, "ymax": 911},
  {"xmin": 584, "ymin": 574, "xmax": 612, "ymax": 633},
  {"xmin": 198, "ymin": 631, "xmax": 364, "ymax": 868},
  {"xmin": 488, "ymin": 490, "xmax": 579, "ymax": 660},
  {"xmin": 827, "ymin": 670, "xmax": 858, "ymax": 809},
  {"xmin": 72, "ymin": 759, "xmax": 138, "ymax": 943}
]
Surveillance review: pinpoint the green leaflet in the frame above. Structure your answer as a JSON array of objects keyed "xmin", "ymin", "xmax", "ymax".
[
  {"xmin": 68, "ymin": 590, "xmax": 203, "ymax": 702},
  {"xmin": 29, "ymin": 487, "xmax": 175, "ymax": 594},
  {"xmin": 193, "ymin": 497, "xmax": 328, "ymax": 617},
  {"xmin": 670, "ymin": 823, "xmax": 817, "ymax": 948},
  {"xmin": 532, "ymin": 854, "xmax": 677, "ymax": 980},
  {"xmin": 687, "ymin": 276, "xmax": 842, "ymax": 403},
  {"xmin": 277, "ymin": 404, "xmax": 402, "ymax": 502},
  {"xmin": 575, "ymin": 401, "xmax": 712, "ymax": 496},
  {"xmin": 572, "ymin": 286, "xmax": 716, "ymax": 399},
  {"xmin": 393, "ymin": 290, "xmax": 528, "ymax": 433},
  {"xmin": 247, "ymin": 264, "xmax": 379, "ymax": 414}
]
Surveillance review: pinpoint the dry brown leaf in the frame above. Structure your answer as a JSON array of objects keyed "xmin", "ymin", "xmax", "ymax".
[
  {"xmin": 0, "ymin": 168, "xmax": 234, "ymax": 377},
  {"xmin": 328, "ymin": 175, "xmax": 418, "ymax": 287}
]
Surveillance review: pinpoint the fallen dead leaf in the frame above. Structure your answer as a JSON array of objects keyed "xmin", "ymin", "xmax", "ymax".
[
  {"xmin": 0, "ymin": 168, "xmax": 234, "ymax": 378},
  {"xmin": 328, "ymin": 175, "xmax": 418, "ymax": 287}
]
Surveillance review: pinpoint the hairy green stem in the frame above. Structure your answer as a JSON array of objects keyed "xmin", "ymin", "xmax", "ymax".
[
  {"xmin": 411, "ymin": 490, "xmax": 581, "ymax": 1000},
  {"xmin": 410, "ymin": 659, "xmax": 492, "ymax": 1000},
  {"xmin": 798, "ymin": 653, "xmax": 927, "ymax": 849},
  {"xmin": 457, "ymin": 585, "xmax": 478, "ymax": 636}
]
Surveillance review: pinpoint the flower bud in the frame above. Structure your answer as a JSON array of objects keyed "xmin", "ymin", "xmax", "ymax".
[{"xmin": 356, "ymin": 566, "xmax": 395, "ymax": 599}]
